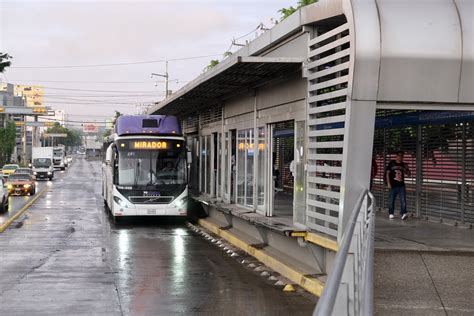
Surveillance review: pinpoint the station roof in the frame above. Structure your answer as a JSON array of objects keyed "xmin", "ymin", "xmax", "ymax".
[{"xmin": 148, "ymin": 56, "xmax": 304, "ymax": 117}]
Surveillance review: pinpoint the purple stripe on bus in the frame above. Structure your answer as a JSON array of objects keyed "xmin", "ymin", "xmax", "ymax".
[{"xmin": 115, "ymin": 115, "xmax": 182, "ymax": 136}]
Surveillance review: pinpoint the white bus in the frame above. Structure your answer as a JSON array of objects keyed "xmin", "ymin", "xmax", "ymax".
[{"xmin": 102, "ymin": 115, "xmax": 188, "ymax": 221}]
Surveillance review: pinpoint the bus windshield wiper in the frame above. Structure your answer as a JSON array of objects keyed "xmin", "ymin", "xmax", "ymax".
[{"xmin": 133, "ymin": 160, "xmax": 141, "ymax": 188}]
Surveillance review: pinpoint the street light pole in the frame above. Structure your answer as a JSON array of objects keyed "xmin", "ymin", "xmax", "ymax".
[{"xmin": 151, "ymin": 61, "xmax": 169, "ymax": 98}]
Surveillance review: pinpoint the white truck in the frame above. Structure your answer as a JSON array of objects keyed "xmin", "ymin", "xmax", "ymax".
[
  {"xmin": 53, "ymin": 146, "xmax": 67, "ymax": 170},
  {"xmin": 32, "ymin": 147, "xmax": 55, "ymax": 180}
]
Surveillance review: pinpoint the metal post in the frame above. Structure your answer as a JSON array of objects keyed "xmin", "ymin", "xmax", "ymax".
[
  {"xmin": 22, "ymin": 116, "xmax": 27, "ymax": 164},
  {"xmin": 165, "ymin": 61, "xmax": 169, "ymax": 98},
  {"xmin": 33, "ymin": 116, "xmax": 38, "ymax": 147},
  {"xmin": 382, "ymin": 127, "xmax": 387, "ymax": 208},
  {"xmin": 151, "ymin": 61, "xmax": 169, "ymax": 98},
  {"xmin": 416, "ymin": 125, "xmax": 422, "ymax": 218},
  {"xmin": 461, "ymin": 123, "xmax": 466, "ymax": 223}
]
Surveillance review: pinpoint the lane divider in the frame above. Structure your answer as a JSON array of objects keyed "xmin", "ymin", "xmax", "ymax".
[
  {"xmin": 0, "ymin": 185, "xmax": 49, "ymax": 233},
  {"xmin": 198, "ymin": 218, "xmax": 325, "ymax": 297}
]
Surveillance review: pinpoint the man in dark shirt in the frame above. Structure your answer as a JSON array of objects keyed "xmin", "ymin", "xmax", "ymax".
[{"xmin": 385, "ymin": 150, "xmax": 410, "ymax": 220}]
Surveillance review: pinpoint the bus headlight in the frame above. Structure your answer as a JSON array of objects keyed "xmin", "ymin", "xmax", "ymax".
[
  {"xmin": 113, "ymin": 196, "xmax": 128, "ymax": 208},
  {"xmin": 7, "ymin": 184, "xmax": 13, "ymax": 190},
  {"xmin": 23, "ymin": 184, "xmax": 31, "ymax": 188},
  {"xmin": 175, "ymin": 197, "xmax": 188, "ymax": 209},
  {"xmin": 33, "ymin": 172, "xmax": 38, "ymax": 175},
  {"xmin": 47, "ymin": 172, "xmax": 52, "ymax": 175}
]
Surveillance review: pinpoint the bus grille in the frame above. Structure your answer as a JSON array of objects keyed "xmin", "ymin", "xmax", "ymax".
[{"xmin": 129, "ymin": 196, "xmax": 174, "ymax": 204}]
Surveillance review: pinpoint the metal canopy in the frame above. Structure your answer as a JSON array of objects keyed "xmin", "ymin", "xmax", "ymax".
[{"xmin": 148, "ymin": 56, "xmax": 304, "ymax": 117}]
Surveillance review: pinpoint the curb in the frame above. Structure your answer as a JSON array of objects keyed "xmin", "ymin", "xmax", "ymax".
[
  {"xmin": 197, "ymin": 218, "xmax": 325, "ymax": 297},
  {"xmin": 0, "ymin": 185, "xmax": 49, "ymax": 233}
]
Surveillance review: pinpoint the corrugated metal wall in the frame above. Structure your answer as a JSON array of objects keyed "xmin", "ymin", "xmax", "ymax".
[{"xmin": 373, "ymin": 117, "xmax": 474, "ymax": 224}]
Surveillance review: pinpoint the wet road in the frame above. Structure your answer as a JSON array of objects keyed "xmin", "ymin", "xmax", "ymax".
[
  {"xmin": 0, "ymin": 157, "xmax": 315, "ymax": 315},
  {"xmin": 0, "ymin": 173, "xmax": 62, "ymax": 226}
]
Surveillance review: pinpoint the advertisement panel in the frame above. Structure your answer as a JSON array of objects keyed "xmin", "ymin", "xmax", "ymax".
[{"xmin": 83, "ymin": 124, "xmax": 99, "ymax": 133}]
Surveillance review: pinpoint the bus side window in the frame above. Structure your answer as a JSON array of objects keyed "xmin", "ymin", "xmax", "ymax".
[{"xmin": 112, "ymin": 146, "xmax": 119, "ymax": 185}]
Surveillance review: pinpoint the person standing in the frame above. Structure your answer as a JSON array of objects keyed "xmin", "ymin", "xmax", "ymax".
[{"xmin": 386, "ymin": 150, "xmax": 410, "ymax": 220}]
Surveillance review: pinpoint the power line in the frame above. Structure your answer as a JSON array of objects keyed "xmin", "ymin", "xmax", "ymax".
[
  {"xmin": 9, "ymin": 80, "xmax": 158, "ymax": 84},
  {"xmin": 41, "ymin": 86, "xmax": 161, "ymax": 93},
  {"xmin": 45, "ymin": 100, "xmax": 156, "ymax": 105},
  {"xmin": 45, "ymin": 101, "xmax": 147, "ymax": 107},
  {"xmin": 44, "ymin": 93, "xmax": 164, "ymax": 98},
  {"xmin": 11, "ymin": 54, "xmax": 222, "ymax": 69},
  {"xmin": 45, "ymin": 95, "xmax": 163, "ymax": 101},
  {"xmin": 41, "ymin": 117, "xmax": 108, "ymax": 124},
  {"xmin": 8, "ymin": 79, "xmax": 189, "ymax": 84}
]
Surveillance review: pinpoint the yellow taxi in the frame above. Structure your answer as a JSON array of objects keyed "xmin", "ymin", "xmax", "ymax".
[{"xmin": 2, "ymin": 164, "xmax": 19, "ymax": 178}]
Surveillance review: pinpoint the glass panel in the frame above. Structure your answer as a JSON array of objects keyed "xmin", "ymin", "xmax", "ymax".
[
  {"xmin": 257, "ymin": 127, "xmax": 266, "ymax": 209},
  {"xmin": 224, "ymin": 132, "xmax": 229, "ymax": 201},
  {"xmin": 217, "ymin": 133, "xmax": 222, "ymax": 197},
  {"xmin": 294, "ymin": 121, "xmax": 306, "ymax": 225},
  {"xmin": 206, "ymin": 135, "xmax": 211, "ymax": 194},
  {"xmin": 246, "ymin": 129, "xmax": 254, "ymax": 207},
  {"xmin": 237, "ymin": 130, "xmax": 246, "ymax": 205},
  {"xmin": 200, "ymin": 138, "xmax": 205, "ymax": 192}
]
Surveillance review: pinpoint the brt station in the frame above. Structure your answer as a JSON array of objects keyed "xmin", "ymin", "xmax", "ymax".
[{"xmin": 149, "ymin": 0, "xmax": 474, "ymax": 313}]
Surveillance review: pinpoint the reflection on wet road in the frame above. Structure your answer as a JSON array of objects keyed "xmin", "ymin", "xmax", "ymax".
[
  {"xmin": 0, "ymin": 158, "xmax": 315, "ymax": 315},
  {"xmin": 0, "ymin": 172, "xmax": 65, "ymax": 226}
]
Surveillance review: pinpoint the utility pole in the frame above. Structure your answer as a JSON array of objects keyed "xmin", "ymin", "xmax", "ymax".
[{"xmin": 151, "ymin": 61, "xmax": 169, "ymax": 98}]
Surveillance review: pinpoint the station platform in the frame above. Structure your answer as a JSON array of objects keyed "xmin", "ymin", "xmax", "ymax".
[{"xmin": 374, "ymin": 212, "xmax": 474, "ymax": 315}]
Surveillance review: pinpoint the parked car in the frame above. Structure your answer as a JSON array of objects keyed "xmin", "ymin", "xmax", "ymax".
[
  {"xmin": 6, "ymin": 173, "xmax": 36, "ymax": 196},
  {"xmin": 2, "ymin": 164, "xmax": 19, "ymax": 178},
  {"xmin": 0, "ymin": 177, "xmax": 9, "ymax": 212}
]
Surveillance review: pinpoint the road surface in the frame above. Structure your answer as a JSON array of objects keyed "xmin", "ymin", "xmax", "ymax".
[{"xmin": 0, "ymin": 157, "xmax": 315, "ymax": 315}]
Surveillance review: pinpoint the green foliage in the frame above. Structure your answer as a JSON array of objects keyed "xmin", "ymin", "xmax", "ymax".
[
  {"xmin": 0, "ymin": 121, "xmax": 17, "ymax": 165},
  {"xmin": 279, "ymin": 0, "xmax": 318, "ymax": 20},
  {"xmin": 104, "ymin": 111, "xmax": 121, "ymax": 138},
  {"xmin": 204, "ymin": 60, "xmax": 220, "ymax": 72},
  {"xmin": 45, "ymin": 123, "xmax": 82, "ymax": 148},
  {"xmin": 0, "ymin": 52, "xmax": 12, "ymax": 73}
]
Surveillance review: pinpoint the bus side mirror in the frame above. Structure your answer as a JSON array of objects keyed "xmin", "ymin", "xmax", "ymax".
[
  {"xmin": 187, "ymin": 151, "xmax": 192, "ymax": 164},
  {"xmin": 105, "ymin": 146, "xmax": 113, "ymax": 164}
]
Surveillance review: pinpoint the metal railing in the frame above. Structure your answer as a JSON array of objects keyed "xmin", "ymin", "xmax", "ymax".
[{"xmin": 314, "ymin": 189, "xmax": 376, "ymax": 316}]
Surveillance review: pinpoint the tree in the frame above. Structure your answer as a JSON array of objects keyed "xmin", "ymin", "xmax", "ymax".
[
  {"xmin": 44, "ymin": 123, "xmax": 82, "ymax": 148},
  {"xmin": 279, "ymin": 0, "xmax": 318, "ymax": 20},
  {"xmin": 0, "ymin": 52, "xmax": 12, "ymax": 73},
  {"xmin": 0, "ymin": 121, "xmax": 17, "ymax": 165},
  {"xmin": 103, "ymin": 111, "xmax": 121, "ymax": 138}
]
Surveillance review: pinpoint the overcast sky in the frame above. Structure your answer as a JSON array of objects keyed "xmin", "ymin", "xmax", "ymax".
[{"xmin": 0, "ymin": 0, "xmax": 293, "ymax": 125}]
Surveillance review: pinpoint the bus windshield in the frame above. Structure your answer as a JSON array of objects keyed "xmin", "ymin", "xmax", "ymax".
[
  {"xmin": 53, "ymin": 149, "xmax": 63, "ymax": 157},
  {"xmin": 117, "ymin": 144, "xmax": 186, "ymax": 188}
]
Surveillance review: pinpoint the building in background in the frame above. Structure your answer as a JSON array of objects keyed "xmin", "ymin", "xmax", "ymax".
[{"xmin": 0, "ymin": 83, "xmax": 44, "ymax": 107}]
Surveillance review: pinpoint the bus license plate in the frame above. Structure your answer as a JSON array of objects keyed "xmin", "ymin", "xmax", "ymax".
[{"xmin": 147, "ymin": 210, "xmax": 156, "ymax": 215}]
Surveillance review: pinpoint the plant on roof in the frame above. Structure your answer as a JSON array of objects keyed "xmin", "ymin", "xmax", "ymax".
[{"xmin": 279, "ymin": 0, "xmax": 318, "ymax": 20}]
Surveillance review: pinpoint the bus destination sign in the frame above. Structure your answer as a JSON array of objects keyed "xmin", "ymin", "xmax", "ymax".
[{"xmin": 118, "ymin": 139, "xmax": 183, "ymax": 151}]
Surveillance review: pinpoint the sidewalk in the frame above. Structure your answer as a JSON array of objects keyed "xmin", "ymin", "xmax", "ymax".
[
  {"xmin": 374, "ymin": 213, "xmax": 474, "ymax": 315},
  {"xmin": 375, "ymin": 212, "xmax": 474, "ymax": 252}
]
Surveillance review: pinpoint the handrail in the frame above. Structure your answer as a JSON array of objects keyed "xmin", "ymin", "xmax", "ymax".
[
  {"xmin": 314, "ymin": 189, "xmax": 376, "ymax": 316},
  {"xmin": 363, "ymin": 191, "xmax": 376, "ymax": 315}
]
